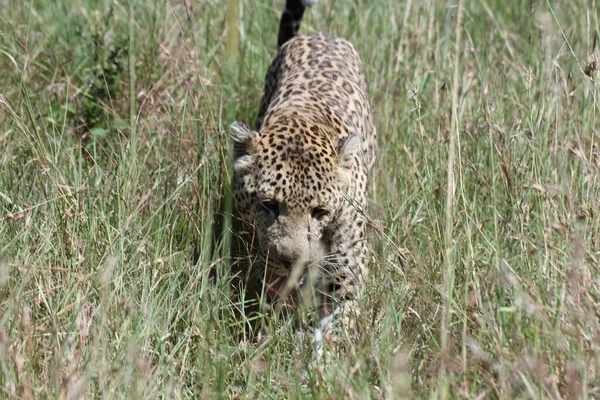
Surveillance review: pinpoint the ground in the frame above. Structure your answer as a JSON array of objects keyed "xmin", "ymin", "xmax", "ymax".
[{"xmin": 1, "ymin": 0, "xmax": 599, "ymax": 398}]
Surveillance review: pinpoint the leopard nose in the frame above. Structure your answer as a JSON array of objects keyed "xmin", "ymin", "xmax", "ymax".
[{"xmin": 273, "ymin": 237, "xmax": 306, "ymax": 266}]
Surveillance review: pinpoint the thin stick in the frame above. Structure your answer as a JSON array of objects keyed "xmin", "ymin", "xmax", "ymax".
[
  {"xmin": 438, "ymin": 0, "xmax": 463, "ymax": 396},
  {"xmin": 128, "ymin": 0, "xmax": 138, "ymax": 185}
]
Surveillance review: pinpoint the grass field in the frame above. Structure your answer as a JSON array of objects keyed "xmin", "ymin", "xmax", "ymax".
[{"xmin": 1, "ymin": 0, "xmax": 600, "ymax": 397}]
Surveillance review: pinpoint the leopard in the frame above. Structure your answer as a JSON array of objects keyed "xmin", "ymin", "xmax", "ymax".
[{"xmin": 229, "ymin": 0, "xmax": 377, "ymax": 345}]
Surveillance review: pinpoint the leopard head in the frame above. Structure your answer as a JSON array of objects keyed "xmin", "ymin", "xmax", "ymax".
[{"xmin": 229, "ymin": 119, "xmax": 358, "ymax": 293}]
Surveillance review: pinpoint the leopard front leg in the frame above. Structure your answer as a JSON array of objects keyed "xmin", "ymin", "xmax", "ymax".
[
  {"xmin": 313, "ymin": 204, "xmax": 369, "ymax": 353},
  {"xmin": 325, "ymin": 200, "xmax": 369, "ymax": 300}
]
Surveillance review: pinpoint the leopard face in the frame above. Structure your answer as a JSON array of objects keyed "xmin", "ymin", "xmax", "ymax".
[{"xmin": 230, "ymin": 118, "xmax": 359, "ymax": 281}]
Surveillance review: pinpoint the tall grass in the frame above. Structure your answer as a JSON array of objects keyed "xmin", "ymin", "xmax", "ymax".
[{"xmin": 1, "ymin": 0, "xmax": 599, "ymax": 398}]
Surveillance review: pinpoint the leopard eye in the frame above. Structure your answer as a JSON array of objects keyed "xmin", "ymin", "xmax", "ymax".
[
  {"xmin": 259, "ymin": 200, "xmax": 280, "ymax": 218},
  {"xmin": 311, "ymin": 207, "xmax": 330, "ymax": 221}
]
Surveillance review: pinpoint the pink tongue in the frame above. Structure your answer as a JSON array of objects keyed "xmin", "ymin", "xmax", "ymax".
[{"xmin": 265, "ymin": 272, "xmax": 298, "ymax": 300}]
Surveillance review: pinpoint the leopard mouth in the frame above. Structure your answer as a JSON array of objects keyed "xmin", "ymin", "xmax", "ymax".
[{"xmin": 264, "ymin": 262, "xmax": 307, "ymax": 300}]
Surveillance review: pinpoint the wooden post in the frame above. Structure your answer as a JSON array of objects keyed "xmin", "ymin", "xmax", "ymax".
[{"xmin": 225, "ymin": 0, "xmax": 240, "ymax": 62}]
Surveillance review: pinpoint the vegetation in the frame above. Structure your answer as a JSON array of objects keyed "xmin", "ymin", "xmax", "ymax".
[{"xmin": 1, "ymin": 0, "xmax": 599, "ymax": 397}]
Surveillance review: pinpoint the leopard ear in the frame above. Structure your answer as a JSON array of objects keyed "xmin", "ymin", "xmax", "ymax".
[
  {"xmin": 336, "ymin": 133, "xmax": 360, "ymax": 168},
  {"xmin": 230, "ymin": 122, "xmax": 256, "ymax": 159}
]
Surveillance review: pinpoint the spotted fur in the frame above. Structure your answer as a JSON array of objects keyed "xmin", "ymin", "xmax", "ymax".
[{"xmin": 230, "ymin": 0, "xmax": 377, "ymax": 328}]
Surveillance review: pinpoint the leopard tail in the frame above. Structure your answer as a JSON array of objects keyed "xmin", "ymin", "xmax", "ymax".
[{"xmin": 277, "ymin": 0, "xmax": 318, "ymax": 48}]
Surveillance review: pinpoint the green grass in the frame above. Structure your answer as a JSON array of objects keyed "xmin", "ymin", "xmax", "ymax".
[{"xmin": 1, "ymin": 0, "xmax": 599, "ymax": 397}]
